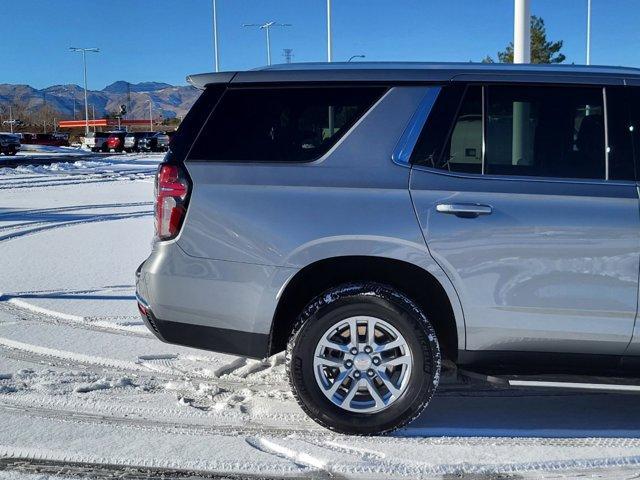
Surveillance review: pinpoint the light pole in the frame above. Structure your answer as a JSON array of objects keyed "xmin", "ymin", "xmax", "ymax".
[
  {"xmin": 148, "ymin": 100, "xmax": 153, "ymax": 131},
  {"xmin": 586, "ymin": 0, "xmax": 592, "ymax": 65},
  {"xmin": 513, "ymin": 0, "xmax": 530, "ymax": 63},
  {"xmin": 69, "ymin": 47, "xmax": 99, "ymax": 136},
  {"xmin": 212, "ymin": 0, "xmax": 220, "ymax": 71},
  {"xmin": 512, "ymin": 0, "xmax": 531, "ymax": 168},
  {"xmin": 348, "ymin": 54, "xmax": 365, "ymax": 62},
  {"xmin": 327, "ymin": 0, "xmax": 332, "ymax": 62},
  {"xmin": 243, "ymin": 21, "xmax": 291, "ymax": 66}
]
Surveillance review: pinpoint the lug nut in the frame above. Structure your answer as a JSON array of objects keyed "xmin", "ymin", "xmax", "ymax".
[
  {"xmin": 344, "ymin": 360, "xmax": 353, "ymax": 368},
  {"xmin": 350, "ymin": 347, "xmax": 358, "ymax": 355},
  {"xmin": 353, "ymin": 371, "xmax": 361, "ymax": 379},
  {"xmin": 372, "ymin": 357, "xmax": 380, "ymax": 365},
  {"xmin": 364, "ymin": 345, "xmax": 373, "ymax": 354},
  {"xmin": 367, "ymin": 369, "xmax": 375, "ymax": 377}
]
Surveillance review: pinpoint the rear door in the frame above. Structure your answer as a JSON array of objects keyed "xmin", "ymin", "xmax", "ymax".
[
  {"xmin": 410, "ymin": 83, "xmax": 639, "ymax": 355},
  {"xmin": 622, "ymin": 85, "xmax": 640, "ymax": 356}
]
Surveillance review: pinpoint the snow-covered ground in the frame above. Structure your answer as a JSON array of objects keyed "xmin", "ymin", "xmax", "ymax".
[{"xmin": 1, "ymin": 155, "xmax": 640, "ymax": 479}]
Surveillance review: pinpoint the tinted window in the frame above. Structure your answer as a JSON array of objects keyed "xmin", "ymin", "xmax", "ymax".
[
  {"xmin": 424, "ymin": 85, "xmax": 610, "ymax": 180},
  {"xmin": 171, "ymin": 86, "xmax": 224, "ymax": 160},
  {"xmin": 436, "ymin": 86, "xmax": 482, "ymax": 174},
  {"xmin": 189, "ymin": 86, "xmax": 386, "ymax": 162},
  {"xmin": 485, "ymin": 85, "xmax": 605, "ymax": 179},
  {"xmin": 410, "ymin": 85, "xmax": 466, "ymax": 167},
  {"xmin": 607, "ymin": 87, "xmax": 636, "ymax": 181}
]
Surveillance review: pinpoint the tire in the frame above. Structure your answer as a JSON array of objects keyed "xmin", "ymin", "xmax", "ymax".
[{"xmin": 286, "ymin": 282, "xmax": 441, "ymax": 435}]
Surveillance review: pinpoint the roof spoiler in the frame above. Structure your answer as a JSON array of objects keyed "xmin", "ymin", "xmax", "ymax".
[{"xmin": 186, "ymin": 72, "xmax": 237, "ymax": 90}]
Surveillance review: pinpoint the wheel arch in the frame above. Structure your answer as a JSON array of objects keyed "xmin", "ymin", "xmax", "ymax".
[{"xmin": 268, "ymin": 255, "xmax": 464, "ymax": 361}]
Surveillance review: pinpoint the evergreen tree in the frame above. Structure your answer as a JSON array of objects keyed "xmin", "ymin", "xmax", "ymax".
[{"xmin": 484, "ymin": 16, "xmax": 566, "ymax": 64}]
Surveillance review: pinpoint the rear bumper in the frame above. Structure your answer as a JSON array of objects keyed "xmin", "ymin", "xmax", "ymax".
[
  {"xmin": 136, "ymin": 292, "xmax": 269, "ymax": 358},
  {"xmin": 135, "ymin": 243, "xmax": 294, "ymax": 359}
]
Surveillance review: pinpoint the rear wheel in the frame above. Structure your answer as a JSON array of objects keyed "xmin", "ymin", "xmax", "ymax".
[{"xmin": 286, "ymin": 283, "xmax": 441, "ymax": 435}]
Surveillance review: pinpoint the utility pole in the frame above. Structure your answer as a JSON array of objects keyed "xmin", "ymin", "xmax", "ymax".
[
  {"xmin": 283, "ymin": 48, "xmax": 294, "ymax": 64},
  {"xmin": 512, "ymin": 0, "xmax": 531, "ymax": 168},
  {"xmin": 69, "ymin": 47, "xmax": 99, "ymax": 136},
  {"xmin": 326, "ymin": 0, "xmax": 332, "ymax": 62},
  {"xmin": 513, "ymin": 0, "xmax": 531, "ymax": 63},
  {"xmin": 91, "ymin": 105, "xmax": 96, "ymax": 132},
  {"xmin": 8, "ymin": 105, "xmax": 13, "ymax": 134},
  {"xmin": 243, "ymin": 21, "xmax": 291, "ymax": 66},
  {"xmin": 586, "ymin": 0, "xmax": 592, "ymax": 65},
  {"xmin": 212, "ymin": 0, "xmax": 220, "ymax": 71},
  {"xmin": 148, "ymin": 100, "xmax": 153, "ymax": 131}
]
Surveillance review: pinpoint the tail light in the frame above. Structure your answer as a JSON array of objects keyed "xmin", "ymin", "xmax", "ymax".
[{"xmin": 155, "ymin": 163, "xmax": 190, "ymax": 240}]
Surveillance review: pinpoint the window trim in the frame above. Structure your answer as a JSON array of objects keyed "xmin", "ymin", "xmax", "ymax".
[
  {"xmin": 603, "ymin": 86, "xmax": 610, "ymax": 180},
  {"xmin": 392, "ymin": 87, "xmax": 441, "ymax": 167},
  {"xmin": 408, "ymin": 82, "xmax": 627, "ymax": 186}
]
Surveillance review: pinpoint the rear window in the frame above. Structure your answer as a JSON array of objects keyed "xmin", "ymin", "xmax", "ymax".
[{"xmin": 188, "ymin": 86, "xmax": 386, "ymax": 162}]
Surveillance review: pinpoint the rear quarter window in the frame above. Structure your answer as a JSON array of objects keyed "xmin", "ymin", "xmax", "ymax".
[{"xmin": 188, "ymin": 86, "xmax": 387, "ymax": 162}]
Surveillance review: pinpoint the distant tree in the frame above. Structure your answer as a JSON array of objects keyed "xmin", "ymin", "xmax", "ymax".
[{"xmin": 485, "ymin": 16, "xmax": 566, "ymax": 64}]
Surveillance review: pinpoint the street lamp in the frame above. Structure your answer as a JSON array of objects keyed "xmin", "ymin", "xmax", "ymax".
[
  {"xmin": 243, "ymin": 21, "xmax": 291, "ymax": 66},
  {"xmin": 212, "ymin": 0, "xmax": 220, "ymax": 71},
  {"xmin": 326, "ymin": 0, "xmax": 332, "ymax": 62},
  {"xmin": 513, "ymin": 0, "xmax": 530, "ymax": 63},
  {"xmin": 586, "ymin": 0, "xmax": 592, "ymax": 65},
  {"xmin": 69, "ymin": 47, "xmax": 99, "ymax": 136},
  {"xmin": 348, "ymin": 55, "xmax": 365, "ymax": 62}
]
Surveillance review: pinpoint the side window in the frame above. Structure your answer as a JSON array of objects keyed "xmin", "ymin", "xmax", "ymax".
[
  {"xmin": 607, "ymin": 87, "xmax": 636, "ymax": 181},
  {"xmin": 410, "ymin": 85, "xmax": 466, "ymax": 167},
  {"xmin": 438, "ymin": 86, "xmax": 482, "ymax": 174},
  {"xmin": 485, "ymin": 85, "xmax": 605, "ymax": 179},
  {"xmin": 188, "ymin": 86, "xmax": 386, "ymax": 162}
]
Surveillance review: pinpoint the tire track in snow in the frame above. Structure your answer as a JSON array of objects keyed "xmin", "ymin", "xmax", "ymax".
[
  {"xmin": 0, "ymin": 457, "xmax": 282, "ymax": 480},
  {"xmin": 0, "ymin": 398, "xmax": 318, "ymax": 438},
  {"xmin": 0, "ymin": 336, "xmax": 289, "ymax": 391},
  {"xmin": 0, "ymin": 297, "xmax": 150, "ymax": 338},
  {"xmin": 245, "ymin": 437, "xmax": 336, "ymax": 478},
  {"xmin": 0, "ymin": 201, "xmax": 152, "ymax": 219},
  {"xmin": 0, "ymin": 210, "xmax": 151, "ymax": 243}
]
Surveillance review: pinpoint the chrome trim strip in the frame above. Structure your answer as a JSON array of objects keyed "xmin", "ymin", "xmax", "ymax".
[
  {"xmin": 481, "ymin": 85, "xmax": 486, "ymax": 175},
  {"xmin": 411, "ymin": 163, "xmax": 636, "ymax": 187},
  {"xmin": 135, "ymin": 293, "xmax": 150, "ymax": 309},
  {"xmin": 391, "ymin": 87, "xmax": 441, "ymax": 167},
  {"xmin": 603, "ymin": 86, "xmax": 610, "ymax": 180}
]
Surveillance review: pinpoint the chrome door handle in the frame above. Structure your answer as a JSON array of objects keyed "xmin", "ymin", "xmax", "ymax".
[{"xmin": 436, "ymin": 203, "xmax": 493, "ymax": 218}]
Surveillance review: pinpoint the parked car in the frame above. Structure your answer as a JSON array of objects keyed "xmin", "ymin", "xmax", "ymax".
[
  {"xmin": 82, "ymin": 132, "xmax": 110, "ymax": 152},
  {"xmin": 136, "ymin": 62, "xmax": 640, "ymax": 435},
  {"xmin": 18, "ymin": 132, "xmax": 69, "ymax": 147},
  {"xmin": 0, "ymin": 133, "xmax": 20, "ymax": 155},
  {"xmin": 124, "ymin": 132, "xmax": 154, "ymax": 153},
  {"xmin": 138, "ymin": 132, "xmax": 169, "ymax": 152},
  {"xmin": 105, "ymin": 132, "xmax": 127, "ymax": 152}
]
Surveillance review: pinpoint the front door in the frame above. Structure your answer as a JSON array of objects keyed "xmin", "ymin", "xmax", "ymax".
[{"xmin": 409, "ymin": 83, "xmax": 639, "ymax": 355}]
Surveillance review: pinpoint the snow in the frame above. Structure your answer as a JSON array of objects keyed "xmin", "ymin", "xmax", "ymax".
[{"xmin": 1, "ymin": 154, "xmax": 640, "ymax": 478}]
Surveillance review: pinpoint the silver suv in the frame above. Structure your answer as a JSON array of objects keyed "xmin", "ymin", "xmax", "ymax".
[{"xmin": 136, "ymin": 62, "xmax": 640, "ymax": 434}]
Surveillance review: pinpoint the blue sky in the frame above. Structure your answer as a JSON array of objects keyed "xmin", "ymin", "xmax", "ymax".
[{"xmin": 2, "ymin": 0, "xmax": 639, "ymax": 89}]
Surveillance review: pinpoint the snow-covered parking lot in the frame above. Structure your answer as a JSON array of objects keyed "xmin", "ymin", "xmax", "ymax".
[{"xmin": 1, "ymin": 155, "xmax": 640, "ymax": 479}]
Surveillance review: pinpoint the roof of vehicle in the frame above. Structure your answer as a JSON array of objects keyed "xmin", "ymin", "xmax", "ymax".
[{"xmin": 187, "ymin": 61, "xmax": 640, "ymax": 89}]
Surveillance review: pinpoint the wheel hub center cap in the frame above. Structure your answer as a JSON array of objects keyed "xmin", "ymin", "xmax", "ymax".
[{"xmin": 353, "ymin": 352, "xmax": 372, "ymax": 371}]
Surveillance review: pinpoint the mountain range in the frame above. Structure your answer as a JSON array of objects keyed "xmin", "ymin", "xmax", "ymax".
[{"xmin": 0, "ymin": 81, "xmax": 201, "ymax": 121}]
